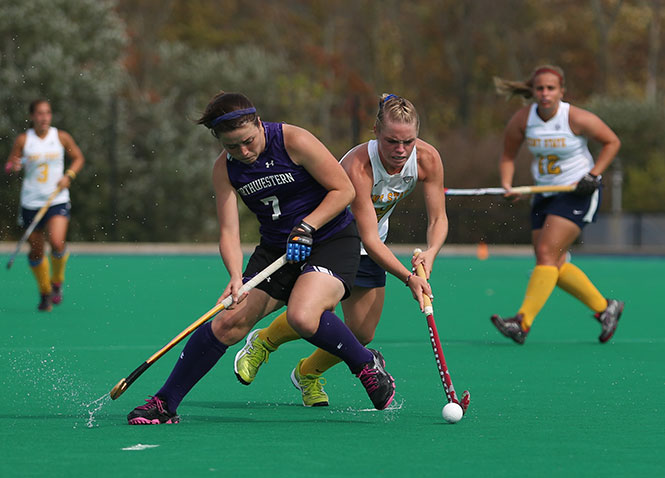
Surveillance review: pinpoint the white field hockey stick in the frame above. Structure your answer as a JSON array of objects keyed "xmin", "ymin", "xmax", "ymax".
[
  {"xmin": 110, "ymin": 253, "xmax": 288, "ymax": 400},
  {"xmin": 413, "ymin": 248, "xmax": 470, "ymax": 413},
  {"xmin": 7, "ymin": 185, "xmax": 64, "ymax": 269},
  {"xmin": 444, "ymin": 184, "xmax": 575, "ymax": 196}
]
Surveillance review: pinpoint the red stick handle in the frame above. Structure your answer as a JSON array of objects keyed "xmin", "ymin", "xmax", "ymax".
[{"xmin": 425, "ymin": 312, "xmax": 460, "ymax": 404}]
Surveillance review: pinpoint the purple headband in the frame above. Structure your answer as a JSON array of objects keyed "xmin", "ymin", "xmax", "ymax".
[{"xmin": 209, "ymin": 107, "xmax": 257, "ymax": 127}]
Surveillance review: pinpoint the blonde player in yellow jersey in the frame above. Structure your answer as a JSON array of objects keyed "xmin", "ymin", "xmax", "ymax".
[
  {"xmin": 233, "ymin": 94, "xmax": 448, "ymax": 406},
  {"xmin": 491, "ymin": 65, "xmax": 623, "ymax": 344},
  {"xmin": 5, "ymin": 99, "xmax": 85, "ymax": 311}
]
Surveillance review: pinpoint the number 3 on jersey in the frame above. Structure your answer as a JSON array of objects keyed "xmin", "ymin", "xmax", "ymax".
[
  {"xmin": 537, "ymin": 155, "xmax": 561, "ymax": 175},
  {"xmin": 261, "ymin": 195, "xmax": 282, "ymax": 220},
  {"xmin": 37, "ymin": 163, "xmax": 49, "ymax": 183}
]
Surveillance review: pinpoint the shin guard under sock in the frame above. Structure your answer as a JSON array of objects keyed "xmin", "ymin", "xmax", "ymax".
[{"xmin": 157, "ymin": 321, "xmax": 228, "ymax": 412}]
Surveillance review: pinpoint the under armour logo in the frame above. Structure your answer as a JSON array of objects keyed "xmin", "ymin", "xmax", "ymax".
[
  {"xmin": 336, "ymin": 342, "xmax": 343, "ymax": 349},
  {"xmin": 266, "ymin": 160, "xmax": 274, "ymax": 168}
]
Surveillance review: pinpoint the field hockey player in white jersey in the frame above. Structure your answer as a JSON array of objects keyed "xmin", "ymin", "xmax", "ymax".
[
  {"xmin": 234, "ymin": 94, "xmax": 448, "ymax": 407},
  {"xmin": 4, "ymin": 99, "xmax": 85, "ymax": 311},
  {"xmin": 490, "ymin": 65, "xmax": 624, "ymax": 344}
]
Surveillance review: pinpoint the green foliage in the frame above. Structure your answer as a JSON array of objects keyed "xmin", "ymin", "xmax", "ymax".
[
  {"xmin": 623, "ymin": 152, "xmax": 665, "ymax": 212},
  {"xmin": 585, "ymin": 97, "xmax": 665, "ymax": 212},
  {"xmin": 3, "ymin": 0, "xmax": 665, "ymax": 247},
  {"xmin": 0, "ymin": 0, "xmax": 127, "ymax": 240},
  {"xmin": 111, "ymin": 42, "xmax": 289, "ymax": 242}
]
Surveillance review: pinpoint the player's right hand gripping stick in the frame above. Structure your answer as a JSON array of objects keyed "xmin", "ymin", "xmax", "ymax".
[{"xmin": 287, "ymin": 221, "xmax": 314, "ymax": 262}]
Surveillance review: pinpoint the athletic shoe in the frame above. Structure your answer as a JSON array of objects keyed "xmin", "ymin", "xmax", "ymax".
[
  {"xmin": 356, "ymin": 349, "xmax": 395, "ymax": 410},
  {"xmin": 595, "ymin": 298, "xmax": 624, "ymax": 343},
  {"xmin": 234, "ymin": 329, "xmax": 273, "ymax": 385},
  {"xmin": 127, "ymin": 396, "xmax": 179, "ymax": 425},
  {"xmin": 51, "ymin": 283, "xmax": 63, "ymax": 305},
  {"xmin": 38, "ymin": 294, "xmax": 52, "ymax": 312},
  {"xmin": 490, "ymin": 313, "xmax": 528, "ymax": 344},
  {"xmin": 290, "ymin": 358, "xmax": 329, "ymax": 407}
]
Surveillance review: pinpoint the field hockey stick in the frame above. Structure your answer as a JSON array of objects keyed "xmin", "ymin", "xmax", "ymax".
[
  {"xmin": 413, "ymin": 248, "xmax": 470, "ymax": 413},
  {"xmin": 6, "ymin": 185, "xmax": 64, "ymax": 269},
  {"xmin": 109, "ymin": 253, "xmax": 288, "ymax": 400},
  {"xmin": 444, "ymin": 184, "xmax": 575, "ymax": 196}
]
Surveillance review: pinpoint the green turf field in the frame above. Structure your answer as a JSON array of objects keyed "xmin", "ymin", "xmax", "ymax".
[{"xmin": 1, "ymin": 252, "xmax": 664, "ymax": 477}]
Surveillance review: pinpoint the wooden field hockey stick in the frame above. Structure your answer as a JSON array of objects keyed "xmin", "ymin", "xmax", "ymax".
[
  {"xmin": 109, "ymin": 254, "xmax": 288, "ymax": 400},
  {"xmin": 413, "ymin": 248, "xmax": 470, "ymax": 413},
  {"xmin": 444, "ymin": 184, "xmax": 575, "ymax": 196},
  {"xmin": 7, "ymin": 185, "xmax": 64, "ymax": 269}
]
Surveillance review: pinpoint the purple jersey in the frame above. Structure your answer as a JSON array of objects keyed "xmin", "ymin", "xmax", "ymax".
[{"xmin": 226, "ymin": 122, "xmax": 353, "ymax": 248}]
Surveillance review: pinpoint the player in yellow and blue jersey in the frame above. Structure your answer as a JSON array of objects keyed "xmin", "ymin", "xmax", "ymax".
[
  {"xmin": 5, "ymin": 99, "xmax": 85, "ymax": 311},
  {"xmin": 491, "ymin": 65, "xmax": 624, "ymax": 344}
]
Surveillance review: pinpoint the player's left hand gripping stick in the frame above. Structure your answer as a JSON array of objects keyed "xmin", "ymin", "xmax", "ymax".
[{"xmin": 286, "ymin": 221, "xmax": 314, "ymax": 262}]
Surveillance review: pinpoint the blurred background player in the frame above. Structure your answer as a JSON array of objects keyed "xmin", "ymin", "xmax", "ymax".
[
  {"xmin": 126, "ymin": 91, "xmax": 395, "ymax": 425},
  {"xmin": 4, "ymin": 99, "xmax": 85, "ymax": 311},
  {"xmin": 491, "ymin": 65, "xmax": 624, "ymax": 344},
  {"xmin": 233, "ymin": 94, "xmax": 447, "ymax": 407}
]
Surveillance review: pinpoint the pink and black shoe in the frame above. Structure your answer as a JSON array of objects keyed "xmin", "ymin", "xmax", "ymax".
[
  {"xmin": 51, "ymin": 283, "xmax": 63, "ymax": 305},
  {"xmin": 38, "ymin": 294, "xmax": 52, "ymax": 312},
  {"xmin": 127, "ymin": 396, "xmax": 180, "ymax": 425},
  {"xmin": 356, "ymin": 349, "xmax": 395, "ymax": 410}
]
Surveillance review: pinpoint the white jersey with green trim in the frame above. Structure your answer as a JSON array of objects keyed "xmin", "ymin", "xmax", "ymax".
[
  {"xmin": 526, "ymin": 101, "xmax": 593, "ymax": 196},
  {"xmin": 360, "ymin": 139, "xmax": 418, "ymax": 254},
  {"xmin": 20, "ymin": 127, "xmax": 69, "ymax": 208}
]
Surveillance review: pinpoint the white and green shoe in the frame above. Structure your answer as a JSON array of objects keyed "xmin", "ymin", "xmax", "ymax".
[
  {"xmin": 234, "ymin": 329, "xmax": 274, "ymax": 385},
  {"xmin": 290, "ymin": 358, "xmax": 329, "ymax": 407}
]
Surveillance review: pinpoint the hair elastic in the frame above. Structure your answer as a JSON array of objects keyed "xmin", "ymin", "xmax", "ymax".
[
  {"xmin": 380, "ymin": 94, "xmax": 399, "ymax": 107},
  {"xmin": 532, "ymin": 67, "xmax": 563, "ymax": 83},
  {"xmin": 209, "ymin": 107, "xmax": 257, "ymax": 127}
]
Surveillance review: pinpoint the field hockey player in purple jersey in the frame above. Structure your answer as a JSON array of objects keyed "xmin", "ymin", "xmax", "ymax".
[
  {"xmin": 127, "ymin": 91, "xmax": 395, "ymax": 425},
  {"xmin": 234, "ymin": 94, "xmax": 448, "ymax": 407}
]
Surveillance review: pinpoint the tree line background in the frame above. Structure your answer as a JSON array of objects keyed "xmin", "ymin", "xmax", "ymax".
[{"xmin": 2, "ymin": 0, "xmax": 664, "ymax": 245}]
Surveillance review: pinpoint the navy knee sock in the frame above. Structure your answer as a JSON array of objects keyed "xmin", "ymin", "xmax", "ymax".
[
  {"xmin": 304, "ymin": 310, "xmax": 373, "ymax": 374},
  {"xmin": 156, "ymin": 321, "xmax": 227, "ymax": 412}
]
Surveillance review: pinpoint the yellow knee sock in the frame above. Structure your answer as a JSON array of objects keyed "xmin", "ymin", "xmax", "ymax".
[
  {"xmin": 518, "ymin": 265, "xmax": 559, "ymax": 330},
  {"xmin": 30, "ymin": 257, "xmax": 52, "ymax": 294},
  {"xmin": 50, "ymin": 250, "xmax": 70, "ymax": 285},
  {"xmin": 300, "ymin": 348, "xmax": 342, "ymax": 376},
  {"xmin": 556, "ymin": 262, "xmax": 608, "ymax": 313},
  {"xmin": 258, "ymin": 311, "xmax": 301, "ymax": 349}
]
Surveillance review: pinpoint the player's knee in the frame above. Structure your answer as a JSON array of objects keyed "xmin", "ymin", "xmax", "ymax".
[
  {"xmin": 285, "ymin": 309, "xmax": 318, "ymax": 337},
  {"xmin": 534, "ymin": 244, "xmax": 559, "ymax": 264},
  {"xmin": 50, "ymin": 241, "xmax": 66, "ymax": 254},
  {"xmin": 210, "ymin": 314, "xmax": 246, "ymax": 346}
]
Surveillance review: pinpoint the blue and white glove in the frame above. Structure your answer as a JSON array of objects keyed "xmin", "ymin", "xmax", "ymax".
[
  {"xmin": 286, "ymin": 221, "xmax": 314, "ymax": 262},
  {"xmin": 573, "ymin": 173, "xmax": 601, "ymax": 196}
]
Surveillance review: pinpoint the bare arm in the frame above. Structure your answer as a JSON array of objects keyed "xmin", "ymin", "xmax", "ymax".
[
  {"xmin": 212, "ymin": 154, "xmax": 245, "ymax": 304},
  {"xmin": 4, "ymin": 134, "xmax": 26, "ymax": 174},
  {"xmin": 343, "ymin": 146, "xmax": 413, "ymax": 281},
  {"xmin": 412, "ymin": 139, "xmax": 448, "ymax": 278},
  {"xmin": 569, "ymin": 105, "xmax": 621, "ymax": 176},
  {"xmin": 57, "ymin": 130, "xmax": 85, "ymax": 188},
  {"xmin": 283, "ymin": 124, "xmax": 355, "ymax": 230},
  {"xmin": 499, "ymin": 106, "xmax": 529, "ymax": 199}
]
